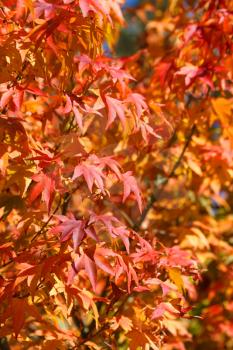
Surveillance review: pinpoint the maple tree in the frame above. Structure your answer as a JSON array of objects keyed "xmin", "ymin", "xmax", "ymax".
[{"xmin": 0, "ymin": 0, "xmax": 233, "ymax": 349}]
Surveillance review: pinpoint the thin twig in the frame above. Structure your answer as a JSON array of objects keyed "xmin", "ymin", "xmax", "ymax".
[
  {"xmin": 134, "ymin": 124, "xmax": 196, "ymax": 230},
  {"xmin": 30, "ymin": 197, "xmax": 62, "ymax": 243},
  {"xmin": 74, "ymin": 294, "xmax": 129, "ymax": 348},
  {"xmin": 0, "ymin": 187, "xmax": 78, "ymax": 268},
  {"xmin": 0, "ymin": 259, "xmax": 14, "ymax": 269}
]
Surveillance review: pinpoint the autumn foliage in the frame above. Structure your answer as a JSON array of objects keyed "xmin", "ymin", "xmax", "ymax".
[{"xmin": 0, "ymin": 0, "xmax": 233, "ymax": 349}]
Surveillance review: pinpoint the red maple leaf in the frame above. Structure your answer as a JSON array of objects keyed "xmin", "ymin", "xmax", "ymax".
[
  {"xmin": 28, "ymin": 172, "xmax": 55, "ymax": 212},
  {"xmin": 121, "ymin": 171, "xmax": 142, "ymax": 213},
  {"xmin": 105, "ymin": 96, "xmax": 126, "ymax": 129}
]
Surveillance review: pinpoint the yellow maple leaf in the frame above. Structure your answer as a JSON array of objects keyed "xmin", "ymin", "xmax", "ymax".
[{"xmin": 168, "ymin": 267, "xmax": 184, "ymax": 293}]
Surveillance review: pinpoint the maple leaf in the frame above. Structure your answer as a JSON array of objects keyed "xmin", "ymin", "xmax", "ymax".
[
  {"xmin": 28, "ymin": 172, "xmax": 55, "ymax": 212},
  {"xmin": 211, "ymin": 97, "xmax": 233, "ymax": 124},
  {"xmin": 183, "ymin": 24, "xmax": 198, "ymax": 43},
  {"xmin": 111, "ymin": 315, "xmax": 133, "ymax": 332},
  {"xmin": 79, "ymin": 0, "xmax": 109, "ymax": 18},
  {"xmin": 151, "ymin": 302, "xmax": 180, "ymax": 320},
  {"xmin": 94, "ymin": 246, "xmax": 116, "ymax": 275},
  {"xmin": 29, "ymin": 149, "xmax": 61, "ymax": 168},
  {"xmin": 109, "ymin": 0, "xmax": 124, "ymax": 24},
  {"xmin": 72, "ymin": 155, "xmax": 122, "ymax": 193},
  {"xmin": 51, "ymin": 215, "xmax": 99, "ymax": 248},
  {"xmin": 50, "ymin": 216, "xmax": 86, "ymax": 250},
  {"xmin": 93, "ymin": 155, "xmax": 122, "ymax": 179},
  {"xmin": 10, "ymin": 298, "xmax": 42, "ymax": 338},
  {"xmin": 127, "ymin": 93, "xmax": 148, "ymax": 118},
  {"xmin": 73, "ymin": 102, "xmax": 103, "ymax": 134},
  {"xmin": 83, "ymin": 254, "xmax": 97, "ymax": 291},
  {"xmin": 168, "ymin": 267, "xmax": 184, "ymax": 294},
  {"xmin": 72, "ymin": 159, "xmax": 106, "ymax": 193},
  {"xmin": 34, "ymin": 0, "xmax": 56, "ymax": 19},
  {"xmin": 130, "ymin": 243, "xmax": 158, "ymax": 264},
  {"xmin": 137, "ymin": 119, "xmax": 161, "ymax": 144},
  {"xmin": 105, "ymin": 96, "xmax": 126, "ymax": 129},
  {"xmin": 69, "ymin": 253, "xmax": 97, "ymax": 291},
  {"xmin": 89, "ymin": 213, "xmax": 130, "ymax": 252},
  {"xmin": 175, "ymin": 64, "xmax": 205, "ymax": 86},
  {"xmin": 186, "ymin": 155, "xmax": 203, "ymax": 176},
  {"xmin": 73, "ymin": 105, "xmax": 84, "ymax": 133},
  {"xmin": 127, "ymin": 329, "xmax": 151, "ymax": 350},
  {"xmin": 145, "ymin": 278, "xmax": 177, "ymax": 296},
  {"xmin": 121, "ymin": 171, "xmax": 142, "ymax": 212},
  {"xmin": 11, "ymin": 298, "xmax": 26, "ymax": 338},
  {"xmin": 107, "ymin": 66, "xmax": 135, "ymax": 89},
  {"xmin": 2, "ymin": 0, "xmax": 233, "ymax": 348},
  {"xmin": 0, "ymin": 88, "xmax": 16, "ymax": 109},
  {"xmin": 153, "ymin": 61, "xmax": 173, "ymax": 86},
  {"xmin": 63, "ymin": 97, "xmax": 103, "ymax": 135}
]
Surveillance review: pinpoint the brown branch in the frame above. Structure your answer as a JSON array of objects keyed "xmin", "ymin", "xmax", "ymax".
[
  {"xmin": 134, "ymin": 124, "xmax": 196, "ymax": 230},
  {"xmin": 30, "ymin": 196, "xmax": 62, "ymax": 243},
  {"xmin": 31, "ymin": 184, "xmax": 80, "ymax": 242}
]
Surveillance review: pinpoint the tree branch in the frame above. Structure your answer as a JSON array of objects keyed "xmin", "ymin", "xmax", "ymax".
[
  {"xmin": 74, "ymin": 294, "xmax": 129, "ymax": 348},
  {"xmin": 30, "ymin": 197, "xmax": 62, "ymax": 243},
  {"xmin": 134, "ymin": 124, "xmax": 196, "ymax": 230}
]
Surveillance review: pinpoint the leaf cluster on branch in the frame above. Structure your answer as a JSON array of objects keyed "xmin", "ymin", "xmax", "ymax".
[{"xmin": 0, "ymin": 1, "xmax": 233, "ymax": 349}]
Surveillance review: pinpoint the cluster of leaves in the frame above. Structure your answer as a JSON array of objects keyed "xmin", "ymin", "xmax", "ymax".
[
  {"xmin": 121, "ymin": 0, "xmax": 233, "ymax": 349},
  {"xmin": 0, "ymin": 0, "xmax": 232, "ymax": 349}
]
